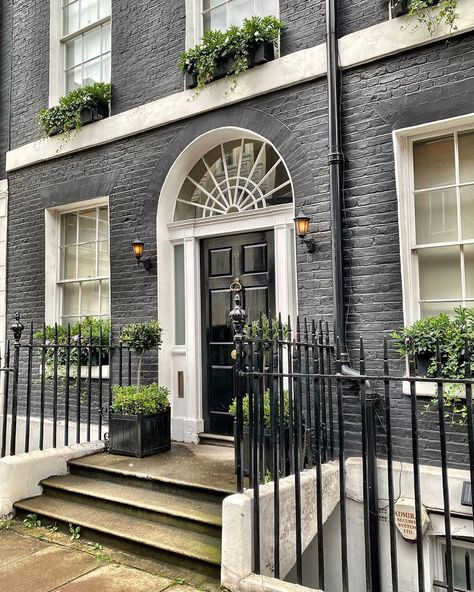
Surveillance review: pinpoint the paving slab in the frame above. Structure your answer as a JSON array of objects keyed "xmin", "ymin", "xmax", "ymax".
[
  {"xmin": 52, "ymin": 564, "xmax": 171, "ymax": 592},
  {"xmin": 0, "ymin": 544, "xmax": 99, "ymax": 592},
  {"xmin": 0, "ymin": 530, "xmax": 48, "ymax": 567}
]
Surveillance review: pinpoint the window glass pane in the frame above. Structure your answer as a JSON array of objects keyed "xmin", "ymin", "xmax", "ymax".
[
  {"xmin": 66, "ymin": 37, "xmax": 82, "ymax": 69},
  {"xmin": 62, "ymin": 246, "xmax": 77, "ymax": 280},
  {"xmin": 101, "ymin": 53, "xmax": 111, "ymax": 83},
  {"xmin": 465, "ymin": 245, "xmax": 474, "ymax": 299},
  {"xmin": 78, "ymin": 209, "xmax": 96, "ymax": 243},
  {"xmin": 63, "ymin": 213, "xmax": 77, "ymax": 245},
  {"xmin": 98, "ymin": 207, "xmax": 108, "ymax": 240},
  {"xmin": 420, "ymin": 301, "xmax": 461, "ymax": 317},
  {"xmin": 228, "ymin": 0, "xmax": 253, "ymax": 27},
  {"xmin": 81, "ymin": 281, "xmax": 100, "ymax": 316},
  {"xmin": 414, "ymin": 188, "xmax": 458, "ymax": 244},
  {"xmin": 80, "ymin": 0, "xmax": 99, "ymax": 29},
  {"xmin": 255, "ymin": 0, "xmax": 277, "ymax": 16},
  {"xmin": 98, "ymin": 240, "xmax": 109, "ymax": 276},
  {"xmin": 174, "ymin": 245, "xmax": 185, "ymax": 345},
  {"xmin": 102, "ymin": 21, "xmax": 111, "ymax": 52},
  {"xmin": 99, "ymin": 0, "xmax": 111, "ymax": 19},
  {"xmin": 418, "ymin": 246, "xmax": 461, "ymax": 300},
  {"xmin": 83, "ymin": 57, "xmax": 101, "ymax": 85},
  {"xmin": 203, "ymin": 0, "xmax": 224, "ymax": 9},
  {"xmin": 63, "ymin": 1, "xmax": 80, "ymax": 35},
  {"xmin": 413, "ymin": 137, "xmax": 455, "ymax": 190},
  {"xmin": 460, "ymin": 185, "xmax": 474, "ymax": 240},
  {"xmin": 63, "ymin": 283, "xmax": 79, "ymax": 317},
  {"xmin": 203, "ymin": 5, "xmax": 227, "ymax": 32},
  {"xmin": 443, "ymin": 546, "xmax": 474, "ymax": 589},
  {"xmin": 459, "ymin": 132, "xmax": 474, "ymax": 184},
  {"xmin": 66, "ymin": 67, "xmax": 82, "ymax": 92},
  {"xmin": 78, "ymin": 243, "xmax": 97, "ymax": 278},
  {"xmin": 101, "ymin": 280, "xmax": 110, "ymax": 315},
  {"xmin": 83, "ymin": 27, "xmax": 102, "ymax": 61}
]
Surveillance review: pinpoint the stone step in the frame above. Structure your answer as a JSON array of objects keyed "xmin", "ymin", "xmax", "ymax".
[
  {"xmin": 14, "ymin": 495, "xmax": 221, "ymax": 577},
  {"xmin": 40, "ymin": 474, "xmax": 222, "ymax": 538},
  {"xmin": 68, "ymin": 455, "xmax": 233, "ymax": 504},
  {"xmin": 199, "ymin": 433, "xmax": 235, "ymax": 448}
]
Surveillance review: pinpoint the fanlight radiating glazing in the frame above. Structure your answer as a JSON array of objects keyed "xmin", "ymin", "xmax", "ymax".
[{"xmin": 174, "ymin": 139, "xmax": 293, "ymax": 220}]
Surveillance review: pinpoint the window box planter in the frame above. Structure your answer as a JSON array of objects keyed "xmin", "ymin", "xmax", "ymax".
[
  {"xmin": 48, "ymin": 104, "xmax": 109, "ymax": 137},
  {"xmin": 391, "ymin": 0, "xmax": 441, "ymax": 18},
  {"xmin": 185, "ymin": 40, "xmax": 275, "ymax": 90},
  {"xmin": 108, "ymin": 407, "xmax": 171, "ymax": 458}
]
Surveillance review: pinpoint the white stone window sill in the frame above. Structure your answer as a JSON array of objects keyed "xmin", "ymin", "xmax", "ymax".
[{"xmin": 402, "ymin": 379, "xmax": 465, "ymax": 397}]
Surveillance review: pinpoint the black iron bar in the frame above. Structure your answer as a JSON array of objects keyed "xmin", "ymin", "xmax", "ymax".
[
  {"xmin": 466, "ymin": 550, "xmax": 471, "ymax": 591},
  {"xmin": 465, "ymin": 340, "xmax": 474, "ymax": 524},
  {"xmin": 86, "ymin": 325, "xmax": 92, "ymax": 442},
  {"xmin": 359, "ymin": 338, "xmax": 372, "ymax": 592},
  {"xmin": 76, "ymin": 324, "xmax": 81, "ymax": 445},
  {"xmin": 40, "ymin": 326, "xmax": 46, "ymax": 450},
  {"xmin": 278, "ymin": 315, "xmax": 286, "ymax": 477},
  {"xmin": 0, "ymin": 341, "xmax": 10, "ymax": 457},
  {"xmin": 52, "ymin": 323, "xmax": 58, "ymax": 448},
  {"xmin": 248, "ymin": 338, "xmax": 254, "ymax": 488},
  {"xmin": 10, "ymin": 322, "xmax": 22, "ymax": 456},
  {"xmin": 287, "ymin": 317, "xmax": 295, "ymax": 475},
  {"xmin": 383, "ymin": 338, "xmax": 399, "ymax": 592},
  {"xmin": 436, "ymin": 340, "xmax": 454, "ymax": 592},
  {"xmin": 408, "ymin": 348, "xmax": 425, "ymax": 592},
  {"xmin": 317, "ymin": 324, "xmax": 327, "ymax": 464},
  {"xmin": 257, "ymin": 318, "xmax": 264, "ymax": 485},
  {"xmin": 251, "ymin": 335, "xmax": 261, "ymax": 574},
  {"xmin": 336, "ymin": 338, "xmax": 349, "ymax": 592},
  {"xmin": 269, "ymin": 321, "xmax": 280, "ymax": 579},
  {"xmin": 303, "ymin": 319, "xmax": 313, "ymax": 470},
  {"xmin": 24, "ymin": 322, "xmax": 33, "ymax": 453},
  {"xmin": 128, "ymin": 346, "xmax": 132, "ymax": 387},
  {"xmin": 64, "ymin": 324, "xmax": 71, "ymax": 447},
  {"xmin": 312, "ymin": 321, "xmax": 325, "ymax": 589},
  {"xmin": 324, "ymin": 321, "xmax": 333, "ymax": 461},
  {"xmin": 119, "ymin": 333, "xmax": 123, "ymax": 387},
  {"xmin": 293, "ymin": 317, "xmax": 303, "ymax": 585},
  {"xmin": 98, "ymin": 325, "xmax": 103, "ymax": 440}
]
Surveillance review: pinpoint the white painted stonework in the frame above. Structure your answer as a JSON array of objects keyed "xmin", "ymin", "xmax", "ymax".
[
  {"xmin": 221, "ymin": 462, "xmax": 340, "ymax": 591},
  {"xmin": 6, "ymin": 0, "xmax": 474, "ymax": 172},
  {"xmin": 0, "ymin": 440, "xmax": 105, "ymax": 519}
]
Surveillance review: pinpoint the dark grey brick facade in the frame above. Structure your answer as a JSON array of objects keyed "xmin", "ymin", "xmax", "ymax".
[{"xmin": 0, "ymin": 0, "xmax": 12, "ymax": 178}]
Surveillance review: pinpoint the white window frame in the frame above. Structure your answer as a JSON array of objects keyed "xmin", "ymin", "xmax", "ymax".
[
  {"xmin": 431, "ymin": 536, "xmax": 474, "ymax": 591},
  {"xmin": 394, "ymin": 113, "xmax": 474, "ymax": 395},
  {"xmin": 45, "ymin": 196, "xmax": 110, "ymax": 327},
  {"xmin": 185, "ymin": 0, "xmax": 280, "ymax": 48},
  {"xmin": 49, "ymin": 0, "xmax": 111, "ymax": 106}
]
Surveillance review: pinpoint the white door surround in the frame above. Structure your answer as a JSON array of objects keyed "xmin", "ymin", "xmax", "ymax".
[{"xmin": 157, "ymin": 127, "xmax": 297, "ymax": 443}]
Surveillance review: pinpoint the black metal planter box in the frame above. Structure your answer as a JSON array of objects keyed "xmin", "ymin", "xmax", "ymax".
[
  {"xmin": 48, "ymin": 103, "xmax": 109, "ymax": 137},
  {"xmin": 185, "ymin": 40, "xmax": 275, "ymax": 90},
  {"xmin": 109, "ymin": 407, "xmax": 171, "ymax": 458}
]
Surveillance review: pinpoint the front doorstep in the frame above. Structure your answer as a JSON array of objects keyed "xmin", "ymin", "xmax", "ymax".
[{"xmin": 109, "ymin": 408, "xmax": 171, "ymax": 458}]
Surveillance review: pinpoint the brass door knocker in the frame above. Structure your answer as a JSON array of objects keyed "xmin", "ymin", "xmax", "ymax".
[{"xmin": 230, "ymin": 276, "xmax": 242, "ymax": 292}]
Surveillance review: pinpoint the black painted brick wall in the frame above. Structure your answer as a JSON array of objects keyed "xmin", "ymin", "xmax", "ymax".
[{"xmin": 0, "ymin": 0, "xmax": 12, "ymax": 177}]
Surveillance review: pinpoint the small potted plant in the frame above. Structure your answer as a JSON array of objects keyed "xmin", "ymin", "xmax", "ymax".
[
  {"xmin": 109, "ymin": 320, "xmax": 170, "ymax": 457},
  {"xmin": 38, "ymin": 82, "xmax": 111, "ymax": 139}
]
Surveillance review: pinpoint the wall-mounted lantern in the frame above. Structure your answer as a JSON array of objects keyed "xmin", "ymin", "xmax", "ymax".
[
  {"xmin": 132, "ymin": 238, "xmax": 152, "ymax": 271},
  {"xmin": 294, "ymin": 208, "xmax": 316, "ymax": 253}
]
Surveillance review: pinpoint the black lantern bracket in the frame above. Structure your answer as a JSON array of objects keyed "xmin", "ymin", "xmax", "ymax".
[
  {"xmin": 294, "ymin": 207, "xmax": 316, "ymax": 253},
  {"xmin": 132, "ymin": 238, "xmax": 153, "ymax": 271}
]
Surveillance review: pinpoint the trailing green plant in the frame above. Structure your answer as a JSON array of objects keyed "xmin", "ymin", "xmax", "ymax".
[
  {"xmin": 23, "ymin": 513, "xmax": 41, "ymax": 528},
  {"xmin": 38, "ymin": 82, "xmax": 111, "ymax": 138},
  {"xmin": 392, "ymin": 306, "xmax": 474, "ymax": 423},
  {"xmin": 407, "ymin": 0, "xmax": 458, "ymax": 35},
  {"xmin": 120, "ymin": 320, "xmax": 163, "ymax": 388},
  {"xmin": 244, "ymin": 314, "xmax": 289, "ymax": 344},
  {"xmin": 111, "ymin": 383, "xmax": 170, "ymax": 415},
  {"xmin": 229, "ymin": 389, "xmax": 290, "ymax": 428},
  {"xmin": 178, "ymin": 16, "xmax": 283, "ymax": 92},
  {"xmin": 33, "ymin": 317, "xmax": 110, "ymax": 380}
]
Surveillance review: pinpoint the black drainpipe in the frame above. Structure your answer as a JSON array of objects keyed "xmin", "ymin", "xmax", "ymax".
[{"xmin": 325, "ymin": 1, "xmax": 381, "ymax": 589}]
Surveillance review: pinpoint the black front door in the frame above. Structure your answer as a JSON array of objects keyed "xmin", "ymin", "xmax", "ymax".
[{"xmin": 201, "ymin": 231, "xmax": 275, "ymax": 435}]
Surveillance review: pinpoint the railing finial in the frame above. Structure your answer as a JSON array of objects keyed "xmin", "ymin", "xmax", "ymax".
[
  {"xmin": 229, "ymin": 292, "xmax": 247, "ymax": 338},
  {"xmin": 11, "ymin": 313, "xmax": 24, "ymax": 343}
]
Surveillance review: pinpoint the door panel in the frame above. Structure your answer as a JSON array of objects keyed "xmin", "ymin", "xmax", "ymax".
[{"xmin": 201, "ymin": 231, "xmax": 275, "ymax": 435}]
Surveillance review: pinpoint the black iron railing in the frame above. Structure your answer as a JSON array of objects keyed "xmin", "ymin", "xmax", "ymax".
[
  {"xmin": 0, "ymin": 314, "xmax": 155, "ymax": 458},
  {"xmin": 231, "ymin": 312, "xmax": 474, "ymax": 592}
]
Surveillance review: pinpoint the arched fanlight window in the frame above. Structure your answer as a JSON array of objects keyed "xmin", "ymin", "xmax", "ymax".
[{"xmin": 174, "ymin": 138, "xmax": 293, "ymax": 221}]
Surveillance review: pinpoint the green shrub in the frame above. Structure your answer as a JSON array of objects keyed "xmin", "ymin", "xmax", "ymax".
[
  {"xmin": 112, "ymin": 383, "xmax": 170, "ymax": 415},
  {"xmin": 121, "ymin": 320, "xmax": 163, "ymax": 388},
  {"xmin": 38, "ymin": 82, "xmax": 111, "ymax": 138},
  {"xmin": 178, "ymin": 16, "xmax": 284, "ymax": 91},
  {"xmin": 229, "ymin": 389, "xmax": 290, "ymax": 428}
]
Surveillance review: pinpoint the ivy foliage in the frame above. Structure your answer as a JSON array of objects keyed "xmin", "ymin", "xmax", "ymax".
[
  {"xmin": 407, "ymin": 0, "xmax": 458, "ymax": 35},
  {"xmin": 179, "ymin": 16, "xmax": 284, "ymax": 91},
  {"xmin": 229, "ymin": 389, "xmax": 290, "ymax": 428},
  {"xmin": 111, "ymin": 383, "xmax": 170, "ymax": 415},
  {"xmin": 38, "ymin": 82, "xmax": 111, "ymax": 138}
]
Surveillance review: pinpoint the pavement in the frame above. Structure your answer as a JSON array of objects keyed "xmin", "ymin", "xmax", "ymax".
[{"xmin": 0, "ymin": 521, "xmax": 222, "ymax": 592}]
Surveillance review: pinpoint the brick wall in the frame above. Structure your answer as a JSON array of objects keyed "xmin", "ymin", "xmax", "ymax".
[{"xmin": 0, "ymin": 0, "xmax": 12, "ymax": 177}]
